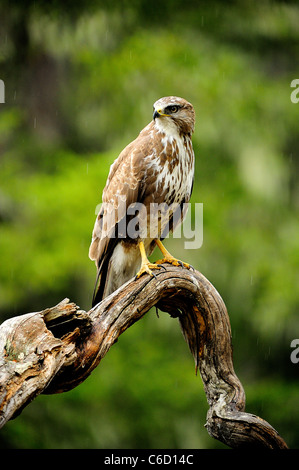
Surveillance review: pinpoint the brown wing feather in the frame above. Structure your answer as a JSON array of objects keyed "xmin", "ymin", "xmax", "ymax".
[{"xmin": 89, "ymin": 123, "xmax": 158, "ymax": 305}]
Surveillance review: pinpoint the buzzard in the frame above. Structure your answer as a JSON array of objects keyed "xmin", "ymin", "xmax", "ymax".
[{"xmin": 89, "ymin": 96, "xmax": 196, "ymax": 306}]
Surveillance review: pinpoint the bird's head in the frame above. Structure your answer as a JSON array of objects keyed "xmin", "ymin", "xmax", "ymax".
[{"xmin": 153, "ymin": 96, "xmax": 195, "ymax": 136}]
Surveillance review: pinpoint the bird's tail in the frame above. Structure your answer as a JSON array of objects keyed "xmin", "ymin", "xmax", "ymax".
[{"xmin": 92, "ymin": 254, "xmax": 110, "ymax": 307}]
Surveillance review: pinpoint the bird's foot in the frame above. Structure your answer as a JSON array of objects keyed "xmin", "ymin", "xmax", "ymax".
[
  {"xmin": 155, "ymin": 256, "xmax": 194, "ymax": 270},
  {"xmin": 135, "ymin": 262, "xmax": 162, "ymax": 280},
  {"xmin": 154, "ymin": 239, "xmax": 194, "ymax": 270}
]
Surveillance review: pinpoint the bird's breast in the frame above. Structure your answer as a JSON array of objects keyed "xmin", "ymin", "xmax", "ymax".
[
  {"xmin": 138, "ymin": 133, "xmax": 194, "ymax": 242},
  {"xmin": 153, "ymin": 134, "xmax": 194, "ymax": 205}
]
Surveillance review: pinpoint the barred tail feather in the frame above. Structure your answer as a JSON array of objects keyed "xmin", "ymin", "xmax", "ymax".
[{"xmin": 92, "ymin": 254, "xmax": 111, "ymax": 307}]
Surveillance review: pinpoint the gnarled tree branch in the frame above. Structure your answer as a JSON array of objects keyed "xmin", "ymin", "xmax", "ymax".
[{"xmin": 0, "ymin": 266, "xmax": 288, "ymax": 449}]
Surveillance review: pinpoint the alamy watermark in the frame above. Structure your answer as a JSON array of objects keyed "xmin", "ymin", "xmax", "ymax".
[
  {"xmin": 290, "ymin": 79, "xmax": 299, "ymax": 104},
  {"xmin": 0, "ymin": 80, "xmax": 4, "ymax": 103},
  {"xmin": 290, "ymin": 339, "xmax": 299, "ymax": 364},
  {"xmin": 94, "ymin": 200, "xmax": 203, "ymax": 250}
]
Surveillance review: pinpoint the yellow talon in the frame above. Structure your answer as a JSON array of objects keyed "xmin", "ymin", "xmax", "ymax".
[
  {"xmin": 154, "ymin": 239, "xmax": 193, "ymax": 269},
  {"xmin": 135, "ymin": 241, "xmax": 161, "ymax": 279},
  {"xmin": 135, "ymin": 262, "xmax": 161, "ymax": 279}
]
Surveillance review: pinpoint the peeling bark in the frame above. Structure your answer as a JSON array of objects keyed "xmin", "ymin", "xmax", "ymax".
[{"xmin": 0, "ymin": 266, "xmax": 288, "ymax": 449}]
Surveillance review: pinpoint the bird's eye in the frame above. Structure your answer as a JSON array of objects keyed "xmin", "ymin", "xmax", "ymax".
[{"xmin": 164, "ymin": 105, "xmax": 180, "ymax": 114}]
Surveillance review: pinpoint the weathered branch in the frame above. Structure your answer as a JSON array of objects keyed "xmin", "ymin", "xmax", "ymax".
[{"xmin": 0, "ymin": 265, "xmax": 288, "ymax": 449}]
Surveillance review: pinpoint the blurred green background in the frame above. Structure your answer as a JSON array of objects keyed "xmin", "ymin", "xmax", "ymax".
[{"xmin": 0, "ymin": 0, "xmax": 298, "ymax": 449}]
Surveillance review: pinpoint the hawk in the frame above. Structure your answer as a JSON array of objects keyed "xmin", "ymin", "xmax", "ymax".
[{"xmin": 89, "ymin": 96, "xmax": 196, "ymax": 306}]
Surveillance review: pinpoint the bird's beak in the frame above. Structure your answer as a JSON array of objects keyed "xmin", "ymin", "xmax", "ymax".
[
  {"xmin": 153, "ymin": 108, "xmax": 169, "ymax": 120},
  {"xmin": 153, "ymin": 109, "xmax": 160, "ymax": 120}
]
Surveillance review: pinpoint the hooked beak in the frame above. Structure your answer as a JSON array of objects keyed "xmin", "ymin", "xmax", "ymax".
[
  {"xmin": 153, "ymin": 109, "xmax": 160, "ymax": 120},
  {"xmin": 153, "ymin": 108, "xmax": 169, "ymax": 120},
  {"xmin": 153, "ymin": 107, "xmax": 171, "ymax": 120}
]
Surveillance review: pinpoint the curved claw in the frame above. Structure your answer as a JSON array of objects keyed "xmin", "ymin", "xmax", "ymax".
[
  {"xmin": 135, "ymin": 262, "xmax": 161, "ymax": 280},
  {"xmin": 178, "ymin": 260, "xmax": 193, "ymax": 270},
  {"xmin": 156, "ymin": 264, "xmax": 167, "ymax": 270},
  {"xmin": 155, "ymin": 257, "xmax": 193, "ymax": 270}
]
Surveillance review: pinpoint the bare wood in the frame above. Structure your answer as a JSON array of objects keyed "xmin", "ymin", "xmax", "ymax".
[{"xmin": 0, "ymin": 266, "xmax": 288, "ymax": 448}]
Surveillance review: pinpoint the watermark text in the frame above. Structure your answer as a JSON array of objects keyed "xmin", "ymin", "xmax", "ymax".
[
  {"xmin": 290, "ymin": 339, "xmax": 299, "ymax": 364},
  {"xmin": 94, "ymin": 200, "xmax": 203, "ymax": 250},
  {"xmin": 0, "ymin": 80, "xmax": 4, "ymax": 103},
  {"xmin": 290, "ymin": 79, "xmax": 299, "ymax": 103}
]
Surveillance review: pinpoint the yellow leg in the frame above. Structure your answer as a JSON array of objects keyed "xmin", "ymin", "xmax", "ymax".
[
  {"xmin": 135, "ymin": 241, "xmax": 162, "ymax": 279},
  {"xmin": 155, "ymin": 239, "xmax": 193, "ymax": 269}
]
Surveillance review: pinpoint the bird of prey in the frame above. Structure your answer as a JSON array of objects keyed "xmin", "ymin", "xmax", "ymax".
[{"xmin": 89, "ymin": 96, "xmax": 196, "ymax": 306}]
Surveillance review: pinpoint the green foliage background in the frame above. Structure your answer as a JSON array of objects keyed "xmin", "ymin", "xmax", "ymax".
[{"xmin": 0, "ymin": 0, "xmax": 298, "ymax": 449}]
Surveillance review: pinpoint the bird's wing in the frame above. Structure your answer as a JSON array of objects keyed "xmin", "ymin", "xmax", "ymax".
[
  {"xmin": 89, "ymin": 126, "xmax": 155, "ymax": 304},
  {"xmin": 89, "ymin": 140, "xmax": 148, "ymax": 264}
]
